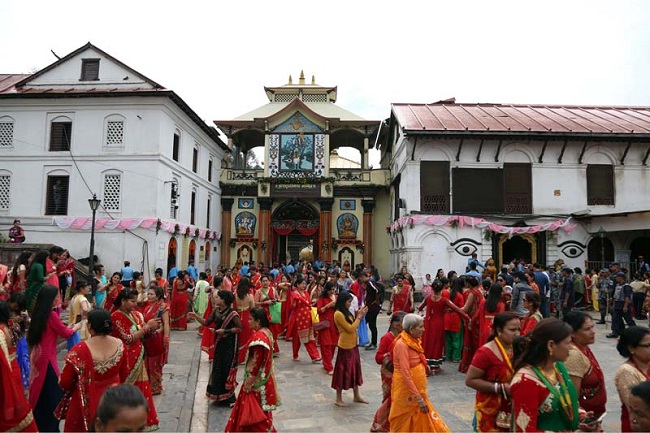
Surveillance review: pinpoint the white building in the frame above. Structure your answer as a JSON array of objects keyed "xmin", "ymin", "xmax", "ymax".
[
  {"xmin": 382, "ymin": 100, "xmax": 650, "ymax": 285},
  {"xmin": 0, "ymin": 43, "xmax": 228, "ymax": 277}
]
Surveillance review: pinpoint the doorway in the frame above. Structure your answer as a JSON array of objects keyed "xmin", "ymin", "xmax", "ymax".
[
  {"xmin": 271, "ymin": 200, "xmax": 319, "ymax": 264},
  {"xmin": 499, "ymin": 234, "xmax": 537, "ymax": 265},
  {"xmin": 167, "ymin": 237, "xmax": 177, "ymax": 275}
]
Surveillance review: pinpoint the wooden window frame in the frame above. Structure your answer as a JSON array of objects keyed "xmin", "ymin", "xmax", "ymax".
[
  {"xmin": 80, "ymin": 58, "xmax": 100, "ymax": 81},
  {"xmin": 46, "ymin": 175, "xmax": 70, "ymax": 215},
  {"xmin": 172, "ymin": 132, "xmax": 180, "ymax": 162},
  {"xmin": 587, "ymin": 164, "xmax": 615, "ymax": 206},
  {"xmin": 50, "ymin": 121, "xmax": 72, "ymax": 151}
]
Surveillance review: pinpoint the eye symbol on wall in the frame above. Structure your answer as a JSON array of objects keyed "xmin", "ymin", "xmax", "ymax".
[
  {"xmin": 558, "ymin": 241, "xmax": 586, "ymax": 259},
  {"xmin": 450, "ymin": 238, "xmax": 481, "ymax": 257}
]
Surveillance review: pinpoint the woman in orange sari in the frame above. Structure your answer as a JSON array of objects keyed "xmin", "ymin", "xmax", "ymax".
[
  {"xmin": 143, "ymin": 286, "xmax": 170, "ymax": 395},
  {"xmin": 111, "ymin": 288, "xmax": 162, "ymax": 430},
  {"xmin": 57, "ymin": 309, "xmax": 126, "ymax": 432},
  {"xmin": 465, "ymin": 311, "xmax": 520, "ymax": 432},
  {"xmin": 224, "ymin": 307, "xmax": 281, "ymax": 432},
  {"xmin": 389, "ymin": 313, "xmax": 450, "ymax": 432},
  {"xmin": 170, "ymin": 271, "xmax": 192, "ymax": 330},
  {"xmin": 0, "ymin": 300, "xmax": 37, "ymax": 432}
]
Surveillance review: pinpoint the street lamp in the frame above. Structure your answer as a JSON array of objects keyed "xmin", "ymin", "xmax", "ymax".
[
  {"xmin": 88, "ymin": 194, "xmax": 101, "ymax": 282},
  {"xmin": 598, "ymin": 226, "xmax": 606, "ymax": 269}
]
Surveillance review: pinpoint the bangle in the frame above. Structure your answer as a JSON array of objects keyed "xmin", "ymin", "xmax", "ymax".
[{"xmin": 494, "ymin": 382, "xmax": 499, "ymax": 394}]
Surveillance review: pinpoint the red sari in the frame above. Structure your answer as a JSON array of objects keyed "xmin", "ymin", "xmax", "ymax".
[
  {"xmin": 392, "ymin": 284, "xmax": 412, "ymax": 313},
  {"xmin": 103, "ymin": 283, "xmax": 123, "ymax": 313},
  {"xmin": 225, "ymin": 328, "xmax": 280, "ymax": 432},
  {"xmin": 0, "ymin": 330, "xmax": 37, "ymax": 432},
  {"xmin": 477, "ymin": 301, "xmax": 506, "ymax": 347},
  {"xmin": 470, "ymin": 343, "xmax": 514, "ymax": 432},
  {"xmin": 316, "ymin": 295, "xmax": 339, "ymax": 373},
  {"xmin": 201, "ymin": 295, "xmax": 217, "ymax": 360},
  {"xmin": 254, "ymin": 287, "xmax": 280, "ymax": 353},
  {"xmin": 422, "ymin": 292, "xmax": 446, "ymax": 367},
  {"xmin": 143, "ymin": 300, "xmax": 170, "ymax": 395},
  {"xmin": 459, "ymin": 288, "xmax": 482, "ymax": 373},
  {"xmin": 111, "ymin": 310, "xmax": 159, "ymax": 430},
  {"xmin": 371, "ymin": 330, "xmax": 397, "ymax": 432},
  {"xmin": 56, "ymin": 341, "xmax": 125, "ymax": 432},
  {"xmin": 170, "ymin": 278, "xmax": 190, "ymax": 330},
  {"xmin": 235, "ymin": 295, "xmax": 254, "ymax": 364}
]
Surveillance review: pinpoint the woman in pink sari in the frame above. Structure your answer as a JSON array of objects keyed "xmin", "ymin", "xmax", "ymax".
[{"xmin": 27, "ymin": 285, "xmax": 83, "ymax": 432}]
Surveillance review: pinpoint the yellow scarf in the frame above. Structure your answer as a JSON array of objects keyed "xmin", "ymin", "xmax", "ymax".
[{"xmin": 395, "ymin": 330, "xmax": 428, "ymax": 367}]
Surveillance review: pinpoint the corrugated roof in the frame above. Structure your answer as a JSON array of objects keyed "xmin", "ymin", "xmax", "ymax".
[
  {"xmin": 0, "ymin": 74, "xmax": 31, "ymax": 93},
  {"xmin": 392, "ymin": 102, "xmax": 650, "ymax": 135}
]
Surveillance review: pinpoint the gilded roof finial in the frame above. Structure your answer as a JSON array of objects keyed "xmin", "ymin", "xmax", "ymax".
[
  {"xmin": 311, "ymin": 75, "xmax": 316, "ymax": 85},
  {"xmin": 299, "ymin": 70, "xmax": 305, "ymax": 85},
  {"xmin": 288, "ymin": 75, "xmax": 293, "ymax": 85}
]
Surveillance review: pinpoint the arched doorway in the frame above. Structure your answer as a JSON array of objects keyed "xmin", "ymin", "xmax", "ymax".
[
  {"xmin": 271, "ymin": 200, "xmax": 319, "ymax": 264},
  {"xmin": 167, "ymin": 237, "xmax": 177, "ymax": 275},
  {"xmin": 499, "ymin": 234, "xmax": 537, "ymax": 265},
  {"xmin": 205, "ymin": 241, "xmax": 211, "ymax": 266},
  {"xmin": 189, "ymin": 240, "xmax": 196, "ymax": 264},
  {"xmin": 587, "ymin": 236, "xmax": 614, "ymax": 268}
]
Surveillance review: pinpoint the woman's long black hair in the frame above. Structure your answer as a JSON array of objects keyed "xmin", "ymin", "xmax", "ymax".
[
  {"xmin": 485, "ymin": 284, "xmax": 504, "ymax": 313},
  {"xmin": 334, "ymin": 291, "xmax": 354, "ymax": 324},
  {"xmin": 27, "ymin": 285, "xmax": 59, "ymax": 348}
]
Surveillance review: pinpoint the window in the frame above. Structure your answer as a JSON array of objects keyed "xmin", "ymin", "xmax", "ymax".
[
  {"xmin": 0, "ymin": 174, "xmax": 10, "ymax": 210},
  {"xmin": 172, "ymin": 131, "xmax": 180, "ymax": 162},
  {"xmin": 80, "ymin": 59, "xmax": 100, "ymax": 81},
  {"xmin": 208, "ymin": 158, "xmax": 213, "ymax": 182},
  {"xmin": 170, "ymin": 180, "xmax": 179, "ymax": 219},
  {"xmin": 103, "ymin": 173, "xmax": 122, "ymax": 211},
  {"xmin": 190, "ymin": 190, "xmax": 196, "ymax": 225},
  {"xmin": 192, "ymin": 146, "xmax": 199, "ymax": 173},
  {"xmin": 50, "ymin": 121, "xmax": 72, "ymax": 151},
  {"xmin": 420, "ymin": 161, "xmax": 450, "ymax": 213},
  {"xmin": 587, "ymin": 164, "xmax": 614, "ymax": 205},
  {"xmin": 46, "ymin": 175, "xmax": 69, "ymax": 215},
  {"xmin": 0, "ymin": 121, "xmax": 14, "ymax": 147},
  {"xmin": 452, "ymin": 163, "xmax": 532, "ymax": 214},
  {"xmin": 206, "ymin": 197, "xmax": 211, "ymax": 228},
  {"xmin": 105, "ymin": 120, "xmax": 124, "ymax": 146}
]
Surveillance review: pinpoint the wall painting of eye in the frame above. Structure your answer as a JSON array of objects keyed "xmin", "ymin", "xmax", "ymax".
[
  {"xmin": 558, "ymin": 240, "xmax": 586, "ymax": 259},
  {"xmin": 450, "ymin": 238, "xmax": 482, "ymax": 256}
]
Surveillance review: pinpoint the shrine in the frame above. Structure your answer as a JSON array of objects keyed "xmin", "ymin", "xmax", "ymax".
[{"xmin": 216, "ymin": 72, "xmax": 390, "ymax": 269}]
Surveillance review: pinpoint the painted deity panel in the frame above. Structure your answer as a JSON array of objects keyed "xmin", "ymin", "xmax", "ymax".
[
  {"xmin": 235, "ymin": 211, "xmax": 256, "ymax": 237},
  {"xmin": 337, "ymin": 213, "xmax": 359, "ymax": 239},
  {"xmin": 280, "ymin": 133, "xmax": 314, "ymax": 171}
]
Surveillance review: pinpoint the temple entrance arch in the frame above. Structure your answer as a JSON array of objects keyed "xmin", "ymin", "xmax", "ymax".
[
  {"xmin": 167, "ymin": 237, "xmax": 177, "ymax": 275},
  {"xmin": 271, "ymin": 199, "xmax": 319, "ymax": 264},
  {"xmin": 499, "ymin": 234, "xmax": 537, "ymax": 266}
]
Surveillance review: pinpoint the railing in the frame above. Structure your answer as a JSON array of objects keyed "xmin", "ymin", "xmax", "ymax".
[{"xmin": 585, "ymin": 260, "xmax": 645, "ymax": 277}]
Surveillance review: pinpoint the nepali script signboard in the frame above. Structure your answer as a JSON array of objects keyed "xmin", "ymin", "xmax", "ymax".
[{"xmin": 271, "ymin": 183, "xmax": 320, "ymax": 197}]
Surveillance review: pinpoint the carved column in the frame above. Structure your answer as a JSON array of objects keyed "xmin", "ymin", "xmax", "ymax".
[
  {"xmin": 318, "ymin": 198, "xmax": 334, "ymax": 263},
  {"xmin": 257, "ymin": 197, "xmax": 274, "ymax": 266},
  {"xmin": 362, "ymin": 200, "xmax": 375, "ymax": 265},
  {"xmin": 362, "ymin": 136, "xmax": 369, "ymax": 169},
  {"xmin": 220, "ymin": 198, "xmax": 234, "ymax": 266}
]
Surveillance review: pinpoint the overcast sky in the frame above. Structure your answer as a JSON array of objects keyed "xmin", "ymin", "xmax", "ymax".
[{"xmin": 2, "ymin": 0, "xmax": 649, "ymax": 163}]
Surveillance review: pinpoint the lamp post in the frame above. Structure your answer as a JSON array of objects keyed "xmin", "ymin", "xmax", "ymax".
[
  {"xmin": 88, "ymin": 194, "xmax": 101, "ymax": 281},
  {"xmin": 598, "ymin": 226, "xmax": 606, "ymax": 269}
]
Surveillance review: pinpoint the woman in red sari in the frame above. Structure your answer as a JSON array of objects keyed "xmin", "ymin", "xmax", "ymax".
[
  {"xmin": 388, "ymin": 276, "xmax": 414, "ymax": 314},
  {"xmin": 0, "ymin": 302, "xmax": 37, "ymax": 432},
  {"xmin": 563, "ymin": 311, "xmax": 607, "ymax": 421},
  {"xmin": 170, "ymin": 271, "xmax": 192, "ymax": 330},
  {"xmin": 459, "ymin": 277, "xmax": 483, "ymax": 373},
  {"xmin": 254, "ymin": 274, "xmax": 281, "ymax": 354},
  {"xmin": 111, "ymin": 288, "xmax": 162, "ymax": 430},
  {"xmin": 286, "ymin": 276, "xmax": 321, "ymax": 362},
  {"xmin": 143, "ymin": 286, "xmax": 170, "ymax": 395},
  {"xmin": 465, "ymin": 311, "xmax": 520, "ymax": 432},
  {"xmin": 317, "ymin": 281, "xmax": 338, "ymax": 374},
  {"xmin": 201, "ymin": 277, "xmax": 223, "ymax": 360},
  {"xmin": 277, "ymin": 274, "xmax": 292, "ymax": 338},
  {"xmin": 419, "ymin": 280, "xmax": 469, "ymax": 373},
  {"xmin": 103, "ymin": 272, "xmax": 123, "ymax": 313},
  {"xmin": 153, "ymin": 268, "xmax": 169, "ymax": 301},
  {"xmin": 521, "ymin": 291, "xmax": 543, "ymax": 336},
  {"xmin": 225, "ymin": 307, "xmax": 281, "ymax": 432},
  {"xmin": 236, "ymin": 278, "xmax": 256, "ymax": 363},
  {"xmin": 476, "ymin": 282, "xmax": 506, "ymax": 347},
  {"xmin": 57, "ymin": 309, "xmax": 126, "ymax": 432},
  {"xmin": 371, "ymin": 312, "xmax": 405, "ymax": 432}
]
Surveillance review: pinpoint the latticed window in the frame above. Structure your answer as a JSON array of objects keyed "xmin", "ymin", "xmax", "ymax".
[
  {"xmin": 303, "ymin": 94, "xmax": 327, "ymax": 102},
  {"xmin": 103, "ymin": 174, "xmax": 122, "ymax": 211},
  {"xmin": 106, "ymin": 121, "xmax": 124, "ymax": 146},
  {"xmin": 420, "ymin": 161, "xmax": 450, "ymax": 213},
  {"xmin": 274, "ymin": 94, "xmax": 296, "ymax": 102},
  {"xmin": 0, "ymin": 122, "xmax": 14, "ymax": 147},
  {"xmin": 0, "ymin": 175, "xmax": 10, "ymax": 210}
]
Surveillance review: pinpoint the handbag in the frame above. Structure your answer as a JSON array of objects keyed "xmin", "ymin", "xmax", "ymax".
[
  {"xmin": 313, "ymin": 319, "xmax": 330, "ymax": 332},
  {"xmin": 357, "ymin": 316, "xmax": 369, "ymax": 347},
  {"xmin": 269, "ymin": 301, "xmax": 282, "ymax": 324},
  {"xmin": 143, "ymin": 330, "xmax": 165, "ymax": 357},
  {"xmin": 311, "ymin": 306, "xmax": 320, "ymax": 324},
  {"xmin": 66, "ymin": 331, "xmax": 81, "ymax": 351}
]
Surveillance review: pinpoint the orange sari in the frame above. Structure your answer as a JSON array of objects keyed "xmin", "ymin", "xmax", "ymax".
[{"xmin": 389, "ymin": 332, "xmax": 450, "ymax": 433}]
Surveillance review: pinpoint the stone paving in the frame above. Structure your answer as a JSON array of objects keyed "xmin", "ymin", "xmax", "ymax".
[{"xmin": 57, "ymin": 310, "xmax": 644, "ymax": 432}]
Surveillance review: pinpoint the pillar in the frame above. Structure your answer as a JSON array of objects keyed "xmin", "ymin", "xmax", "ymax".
[
  {"xmin": 318, "ymin": 198, "xmax": 334, "ymax": 263},
  {"xmin": 362, "ymin": 136, "xmax": 369, "ymax": 169},
  {"xmin": 257, "ymin": 197, "xmax": 274, "ymax": 266},
  {"xmin": 220, "ymin": 198, "xmax": 234, "ymax": 266},
  {"xmin": 362, "ymin": 200, "xmax": 375, "ymax": 265}
]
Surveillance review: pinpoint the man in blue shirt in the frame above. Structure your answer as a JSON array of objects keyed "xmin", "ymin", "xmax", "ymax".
[
  {"xmin": 240, "ymin": 262, "xmax": 250, "ymax": 277},
  {"xmin": 466, "ymin": 252, "xmax": 484, "ymax": 273},
  {"xmin": 533, "ymin": 262, "xmax": 551, "ymax": 318},
  {"xmin": 121, "ymin": 261, "xmax": 134, "ymax": 287},
  {"xmin": 465, "ymin": 261, "xmax": 482, "ymax": 279},
  {"xmin": 285, "ymin": 261, "xmax": 295, "ymax": 275},
  {"xmin": 186, "ymin": 259, "xmax": 198, "ymax": 282}
]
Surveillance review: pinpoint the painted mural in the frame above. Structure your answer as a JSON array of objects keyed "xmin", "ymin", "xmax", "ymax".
[
  {"xmin": 268, "ymin": 112, "xmax": 326, "ymax": 178},
  {"xmin": 337, "ymin": 213, "xmax": 359, "ymax": 239},
  {"xmin": 280, "ymin": 133, "xmax": 314, "ymax": 171},
  {"xmin": 235, "ymin": 211, "xmax": 256, "ymax": 237}
]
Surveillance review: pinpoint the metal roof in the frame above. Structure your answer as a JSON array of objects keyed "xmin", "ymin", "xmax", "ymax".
[{"xmin": 392, "ymin": 102, "xmax": 650, "ymax": 136}]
